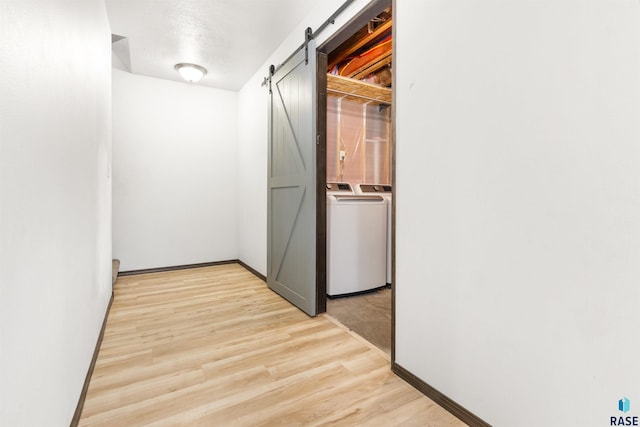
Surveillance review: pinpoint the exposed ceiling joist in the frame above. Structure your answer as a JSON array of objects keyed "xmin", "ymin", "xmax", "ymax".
[
  {"xmin": 350, "ymin": 52, "xmax": 392, "ymax": 80},
  {"xmin": 328, "ymin": 17, "xmax": 392, "ymax": 70}
]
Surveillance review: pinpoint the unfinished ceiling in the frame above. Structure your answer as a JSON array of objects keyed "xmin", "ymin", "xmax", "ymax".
[
  {"xmin": 328, "ymin": 8, "xmax": 392, "ymax": 83},
  {"xmin": 326, "ymin": 7, "xmax": 392, "ymax": 106},
  {"xmin": 106, "ymin": 0, "xmax": 320, "ymax": 91}
]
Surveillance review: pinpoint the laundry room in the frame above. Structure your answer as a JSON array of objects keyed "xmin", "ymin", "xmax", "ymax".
[{"xmin": 322, "ymin": 7, "xmax": 393, "ymax": 355}]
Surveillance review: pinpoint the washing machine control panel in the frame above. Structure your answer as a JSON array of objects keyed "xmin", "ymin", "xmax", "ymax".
[
  {"xmin": 358, "ymin": 184, "xmax": 392, "ymax": 193},
  {"xmin": 326, "ymin": 182, "xmax": 353, "ymax": 192}
]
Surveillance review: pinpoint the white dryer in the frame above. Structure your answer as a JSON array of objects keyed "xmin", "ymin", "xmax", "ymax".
[
  {"xmin": 355, "ymin": 184, "xmax": 392, "ymax": 285},
  {"xmin": 326, "ymin": 182, "xmax": 387, "ymax": 297}
]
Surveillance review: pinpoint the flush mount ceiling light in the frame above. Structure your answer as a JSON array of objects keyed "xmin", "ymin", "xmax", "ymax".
[{"xmin": 174, "ymin": 63, "xmax": 207, "ymax": 83}]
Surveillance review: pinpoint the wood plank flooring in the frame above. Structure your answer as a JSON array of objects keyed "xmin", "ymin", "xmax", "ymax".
[{"xmin": 79, "ymin": 264, "xmax": 465, "ymax": 426}]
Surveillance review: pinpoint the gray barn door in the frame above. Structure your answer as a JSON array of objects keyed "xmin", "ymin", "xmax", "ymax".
[{"xmin": 267, "ymin": 40, "xmax": 317, "ymax": 316}]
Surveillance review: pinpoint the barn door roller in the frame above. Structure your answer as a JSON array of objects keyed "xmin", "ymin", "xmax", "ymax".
[{"xmin": 304, "ymin": 27, "xmax": 313, "ymax": 65}]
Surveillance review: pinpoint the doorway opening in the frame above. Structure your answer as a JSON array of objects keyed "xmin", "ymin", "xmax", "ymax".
[{"xmin": 317, "ymin": 2, "xmax": 393, "ymax": 356}]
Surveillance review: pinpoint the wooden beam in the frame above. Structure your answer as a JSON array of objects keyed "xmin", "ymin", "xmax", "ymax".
[
  {"xmin": 327, "ymin": 74, "xmax": 392, "ymax": 105},
  {"xmin": 350, "ymin": 52, "xmax": 392, "ymax": 80},
  {"xmin": 328, "ymin": 18, "xmax": 392, "ymax": 70}
]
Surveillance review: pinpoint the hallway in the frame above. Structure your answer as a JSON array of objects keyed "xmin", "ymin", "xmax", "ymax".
[{"xmin": 79, "ymin": 264, "xmax": 464, "ymax": 426}]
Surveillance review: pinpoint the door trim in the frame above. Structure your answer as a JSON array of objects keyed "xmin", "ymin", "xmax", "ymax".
[{"xmin": 316, "ymin": 51, "xmax": 328, "ymax": 314}]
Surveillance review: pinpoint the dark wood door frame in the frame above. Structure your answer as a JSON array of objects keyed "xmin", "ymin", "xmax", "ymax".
[{"xmin": 315, "ymin": 51, "xmax": 328, "ymax": 314}]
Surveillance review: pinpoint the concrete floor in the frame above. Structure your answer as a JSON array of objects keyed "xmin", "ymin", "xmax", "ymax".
[{"xmin": 326, "ymin": 287, "xmax": 391, "ymax": 355}]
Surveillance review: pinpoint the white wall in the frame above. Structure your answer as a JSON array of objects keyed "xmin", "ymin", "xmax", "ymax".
[
  {"xmin": 0, "ymin": 1, "xmax": 112, "ymax": 425},
  {"xmin": 237, "ymin": 78, "xmax": 269, "ymax": 274},
  {"xmin": 395, "ymin": 1, "xmax": 640, "ymax": 425},
  {"xmin": 112, "ymin": 70, "xmax": 238, "ymax": 271},
  {"xmin": 236, "ymin": 0, "xmax": 371, "ymax": 275}
]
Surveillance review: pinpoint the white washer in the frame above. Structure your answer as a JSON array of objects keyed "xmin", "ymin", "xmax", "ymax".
[
  {"xmin": 355, "ymin": 184, "xmax": 392, "ymax": 285},
  {"xmin": 326, "ymin": 182, "xmax": 387, "ymax": 297}
]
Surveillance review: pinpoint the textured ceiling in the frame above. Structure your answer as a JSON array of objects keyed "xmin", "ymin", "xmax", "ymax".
[{"xmin": 106, "ymin": 0, "xmax": 320, "ymax": 90}]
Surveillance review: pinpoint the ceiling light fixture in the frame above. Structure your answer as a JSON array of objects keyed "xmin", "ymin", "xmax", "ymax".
[{"xmin": 174, "ymin": 63, "xmax": 207, "ymax": 83}]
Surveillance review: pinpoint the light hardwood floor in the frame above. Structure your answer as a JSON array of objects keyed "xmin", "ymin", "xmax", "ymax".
[{"xmin": 80, "ymin": 264, "xmax": 465, "ymax": 426}]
